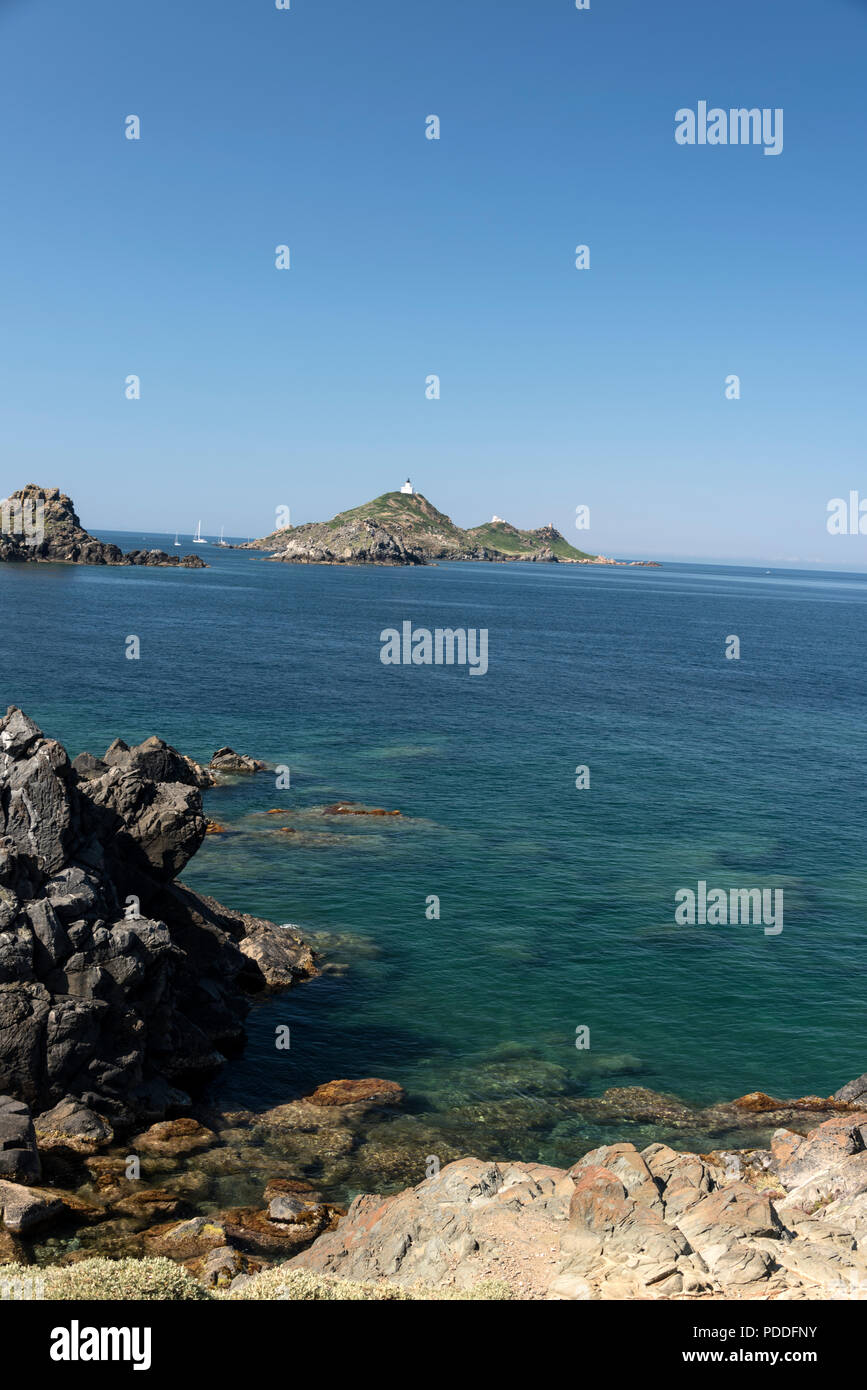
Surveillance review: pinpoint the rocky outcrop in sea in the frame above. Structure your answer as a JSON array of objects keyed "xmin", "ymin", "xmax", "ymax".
[
  {"xmin": 0, "ymin": 486, "xmax": 206, "ymax": 568},
  {"xmin": 268, "ymin": 517, "xmax": 427, "ymax": 566},
  {"xmin": 0, "ymin": 707, "xmax": 314, "ymax": 1127},
  {"xmin": 247, "ymin": 489, "xmax": 601, "ymax": 565}
]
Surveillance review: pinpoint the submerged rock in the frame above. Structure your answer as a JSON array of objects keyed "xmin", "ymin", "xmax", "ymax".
[{"xmin": 305, "ymin": 1079, "xmax": 406, "ymax": 1109}]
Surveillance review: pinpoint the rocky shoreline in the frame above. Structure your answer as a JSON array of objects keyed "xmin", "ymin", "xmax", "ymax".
[
  {"xmin": 1, "ymin": 706, "xmax": 865, "ymax": 1300},
  {"xmin": 1, "ymin": 1068, "xmax": 866, "ymax": 1300},
  {"xmin": 0, "ymin": 486, "xmax": 206, "ymax": 568}
]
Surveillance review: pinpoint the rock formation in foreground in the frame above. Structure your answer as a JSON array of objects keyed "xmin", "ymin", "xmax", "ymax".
[
  {"xmin": 286, "ymin": 1080, "xmax": 867, "ymax": 1299},
  {"xmin": 0, "ymin": 486, "xmax": 206, "ymax": 568},
  {"xmin": 0, "ymin": 707, "xmax": 314, "ymax": 1125}
]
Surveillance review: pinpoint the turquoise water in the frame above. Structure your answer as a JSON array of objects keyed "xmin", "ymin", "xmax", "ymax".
[{"xmin": 2, "ymin": 536, "xmax": 866, "ymax": 1142}]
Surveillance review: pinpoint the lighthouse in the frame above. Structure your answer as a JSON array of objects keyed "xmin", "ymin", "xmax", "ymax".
[{"xmin": 400, "ymin": 478, "xmax": 415, "ymax": 495}]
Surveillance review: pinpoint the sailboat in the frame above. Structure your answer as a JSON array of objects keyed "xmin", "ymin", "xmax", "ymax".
[
  {"xmin": 173, "ymin": 531, "xmax": 181, "ymax": 547},
  {"xmin": 218, "ymin": 527, "xmax": 229, "ymax": 547},
  {"xmin": 192, "ymin": 521, "xmax": 208, "ymax": 545}
]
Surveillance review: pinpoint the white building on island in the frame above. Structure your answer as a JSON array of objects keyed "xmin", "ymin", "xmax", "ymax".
[
  {"xmin": 401, "ymin": 478, "xmax": 415, "ymax": 494},
  {"xmin": 492, "ymin": 514, "xmax": 504, "ymax": 523}
]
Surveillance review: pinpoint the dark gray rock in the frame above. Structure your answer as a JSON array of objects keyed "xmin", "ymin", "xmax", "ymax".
[
  {"xmin": 209, "ymin": 748, "xmax": 265, "ymax": 775},
  {"xmin": 835, "ymin": 1073, "xmax": 867, "ymax": 1107},
  {"xmin": 0, "ymin": 1095, "xmax": 41, "ymax": 1181},
  {"xmin": 0, "ymin": 485, "xmax": 208, "ymax": 569},
  {"xmin": 0, "ymin": 707, "xmax": 318, "ymax": 1124},
  {"xmin": 33, "ymin": 1097, "xmax": 113, "ymax": 1153},
  {"xmin": 71, "ymin": 752, "xmax": 108, "ymax": 780}
]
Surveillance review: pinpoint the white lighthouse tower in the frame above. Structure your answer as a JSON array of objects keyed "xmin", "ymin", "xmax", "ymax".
[{"xmin": 400, "ymin": 478, "xmax": 415, "ymax": 495}]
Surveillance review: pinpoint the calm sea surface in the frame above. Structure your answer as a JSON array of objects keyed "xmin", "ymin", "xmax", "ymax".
[{"xmin": 2, "ymin": 535, "xmax": 865, "ymax": 1170}]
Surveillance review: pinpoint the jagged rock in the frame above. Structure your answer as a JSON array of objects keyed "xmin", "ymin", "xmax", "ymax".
[
  {"xmin": 70, "ymin": 752, "xmax": 108, "ymax": 781},
  {"xmin": 835, "ymin": 1074, "xmax": 867, "ymax": 1107},
  {"xmin": 0, "ymin": 707, "xmax": 318, "ymax": 1122},
  {"xmin": 110, "ymin": 737, "xmax": 216, "ymax": 790},
  {"xmin": 0, "ymin": 486, "xmax": 207, "ymax": 568}
]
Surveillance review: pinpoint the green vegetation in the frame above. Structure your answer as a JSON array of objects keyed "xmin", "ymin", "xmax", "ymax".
[
  {"xmin": 258, "ymin": 490, "xmax": 595, "ymax": 562},
  {"xmin": 328, "ymin": 491, "xmax": 467, "ymax": 546},
  {"xmin": 466, "ymin": 518, "xmax": 593, "ymax": 561},
  {"xmin": 225, "ymin": 1267, "xmax": 512, "ymax": 1300},
  {"xmin": 0, "ymin": 1257, "xmax": 210, "ymax": 1301}
]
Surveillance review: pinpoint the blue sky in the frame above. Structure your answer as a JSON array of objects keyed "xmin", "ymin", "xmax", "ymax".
[{"xmin": 1, "ymin": 0, "xmax": 866, "ymax": 564}]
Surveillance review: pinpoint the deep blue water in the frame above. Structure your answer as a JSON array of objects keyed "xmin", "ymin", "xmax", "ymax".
[{"xmin": 2, "ymin": 535, "xmax": 866, "ymax": 1141}]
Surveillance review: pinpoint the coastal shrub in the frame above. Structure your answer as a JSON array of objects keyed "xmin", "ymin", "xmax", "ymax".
[
  {"xmin": 0, "ymin": 1256, "xmax": 510, "ymax": 1302},
  {"xmin": 225, "ymin": 1267, "xmax": 511, "ymax": 1301},
  {"xmin": 0, "ymin": 1257, "xmax": 213, "ymax": 1301}
]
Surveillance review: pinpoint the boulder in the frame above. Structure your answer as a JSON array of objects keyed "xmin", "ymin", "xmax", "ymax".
[
  {"xmin": 304, "ymin": 1078, "xmax": 406, "ymax": 1108},
  {"xmin": 209, "ymin": 749, "xmax": 265, "ymax": 775},
  {"xmin": 33, "ymin": 1098, "xmax": 113, "ymax": 1154},
  {"xmin": 0, "ymin": 1179, "xmax": 64, "ymax": 1232},
  {"xmin": 131, "ymin": 1119, "xmax": 217, "ymax": 1159}
]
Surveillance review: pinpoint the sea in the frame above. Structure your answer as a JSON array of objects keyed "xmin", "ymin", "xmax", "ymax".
[{"xmin": 2, "ymin": 532, "xmax": 866, "ymax": 1193}]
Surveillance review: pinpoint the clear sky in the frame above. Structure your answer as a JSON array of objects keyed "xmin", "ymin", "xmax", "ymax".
[{"xmin": 1, "ymin": 0, "xmax": 866, "ymax": 564}]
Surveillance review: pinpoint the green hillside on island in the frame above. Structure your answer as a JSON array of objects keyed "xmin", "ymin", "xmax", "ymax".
[
  {"xmin": 247, "ymin": 487, "xmax": 606, "ymax": 566},
  {"xmin": 465, "ymin": 517, "xmax": 591, "ymax": 561}
]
